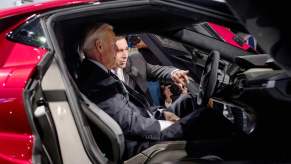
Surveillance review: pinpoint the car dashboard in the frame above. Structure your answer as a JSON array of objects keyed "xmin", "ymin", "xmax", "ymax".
[{"xmin": 212, "ymin": 54, "xmax": 291, "ymax": 137}]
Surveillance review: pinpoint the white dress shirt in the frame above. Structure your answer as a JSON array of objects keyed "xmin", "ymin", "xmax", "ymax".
[{"xmin": 111, "ymin": 68, "xmax": 125, "ymax": 82}]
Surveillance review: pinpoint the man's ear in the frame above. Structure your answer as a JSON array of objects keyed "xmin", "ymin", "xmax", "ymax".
[{"xmin": 95, "ymin": 39, "xmax": 103, "ymax": 52}]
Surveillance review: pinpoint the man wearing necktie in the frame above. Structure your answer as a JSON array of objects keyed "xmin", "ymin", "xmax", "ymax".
[
  {"xmin": 78, "ymin": 23, "xmax": 235, "ymax": 159},
  {"xmin": 112, "ymin": 36, "xmax": 195, "ymax": 117}
]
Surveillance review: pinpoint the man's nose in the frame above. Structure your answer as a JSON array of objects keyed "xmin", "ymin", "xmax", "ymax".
[{"xmin": 122, "ymin": 51, "xmax": 128, "ymax": 56}]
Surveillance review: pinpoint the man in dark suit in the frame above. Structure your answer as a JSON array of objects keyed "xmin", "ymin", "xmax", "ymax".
[
  {"xmin": 113, "ymin": 36, "xmax": 188, "ymax": 95},
  {"xmin": 114, "ymin": 36, "xmax": 194, "ymax": 117},
  {"xmin": 78, "ymin": 23, "xmax": 234, "ymax": 159}
]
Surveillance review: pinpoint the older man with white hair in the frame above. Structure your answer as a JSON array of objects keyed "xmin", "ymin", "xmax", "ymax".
[{"xmin": 78, "ymin": 23, "xmax": 234, "ymax": 159}]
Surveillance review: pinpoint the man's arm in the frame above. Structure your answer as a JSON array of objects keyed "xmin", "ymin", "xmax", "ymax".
[
  {"xmin": 95, "ymin": 92, "xmax": 162, "ymax": 140},
  {"xmin": 147, "ymin": 63, "xmax": 189, "ymax": 91},
  {"xmin": 129, "ymin": 53, "xmax": 189, "ymax": 91},
  {"xmin": 146, "ymin": 62, "xmax": 176, "ymax": 81}
]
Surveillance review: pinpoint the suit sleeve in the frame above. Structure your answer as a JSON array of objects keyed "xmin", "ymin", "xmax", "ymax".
[
  {"xmin": 93, "ymin": 90, "xmax": 162, "ymax": 141},
  {"xmin": 79, "ymin": 60, "xmax": 162, "ymax": 141},
  {"xmin": 127, "ymin": 52, "xmax": 176, "ymax": 82},
  {"xmin": 146, "ymin": 62, "xmax": 177, "ymax": 82}
]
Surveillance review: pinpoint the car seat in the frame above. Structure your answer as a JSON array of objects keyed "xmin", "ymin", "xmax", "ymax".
[{"xmin": 64, "ymin": 42, "xmax": 227, "ymax": 163}]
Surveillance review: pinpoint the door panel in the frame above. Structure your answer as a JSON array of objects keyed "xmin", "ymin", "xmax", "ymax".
[{"xmin": 41, "ymin": 59, "xmax": 92, "ymax": 164}]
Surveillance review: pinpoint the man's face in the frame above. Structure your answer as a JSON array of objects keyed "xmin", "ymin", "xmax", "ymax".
[
  {"xmin": 101, "ymin": 29, "xmax": 117, "ymax": 69},
  {"xmin": 115, "ymin": 38, "xmax": 129, "ymax": 69}
]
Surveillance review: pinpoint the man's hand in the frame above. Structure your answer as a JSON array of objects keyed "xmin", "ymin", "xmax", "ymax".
[
  {"xmin": 171, "ymin": 69, "xmax": 189, "ymax": 93},
  {"xmin": 163, "ymin": 85, "xmax": 173, "ymax": 100},
  {"xmin": 207, "ymin": 98, "xmax": 214, "ymax": 109},
  {"xmin": 163, "ymin": 111, "xmax": 180, "ymax": 122}
]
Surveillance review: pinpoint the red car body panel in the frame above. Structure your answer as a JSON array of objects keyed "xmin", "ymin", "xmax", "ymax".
[
  {"xmin": 208, "ymin": 22, "xmax": 252, "ymax": 51},
  {"xmin": 0, "ymin": 133, "xmax": 33, "ymax": 164},
  {"xmin": 0, "ymin": 1, "xmax": 97, "ymax": 163},
  {"xmin": 0, "ymin": 0, "xmax": 96, "ymax": 19},
  {"xmin": 0, "ymin": 34, "xmax": 46, "ymax": 164}
]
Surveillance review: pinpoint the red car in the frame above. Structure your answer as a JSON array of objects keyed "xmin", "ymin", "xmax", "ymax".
[
  {"xmin": 0, "ymin": 1, "xmax": 95, "ymax": 163},
  {"xmin": 0, "ymin": 0, "xmax": 290, "ymax": 163}
]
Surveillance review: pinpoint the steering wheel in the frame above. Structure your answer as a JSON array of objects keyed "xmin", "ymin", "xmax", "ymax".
[{"xmin": 197, "ymin": 50, "xmax": 220, "ymax": 106}]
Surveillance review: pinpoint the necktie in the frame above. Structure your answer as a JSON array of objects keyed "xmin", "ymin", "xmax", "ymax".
[
  {"xmin": 109, "ymin": 71, "xmax": 129, "ymax": 96},
  {"xmin": 109, "ymin": 71, "xmax": 154, "ymax": 118}
]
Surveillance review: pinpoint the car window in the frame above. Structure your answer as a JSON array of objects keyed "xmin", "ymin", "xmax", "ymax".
[{"xmin": 7, "ymin": 18, "xmax": 48, "ymax": 48}]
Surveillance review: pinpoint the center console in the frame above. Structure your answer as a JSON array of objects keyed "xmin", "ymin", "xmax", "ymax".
[{"xmin": 211, "ymin": 98, "xmax": 256, "ymax": 135}]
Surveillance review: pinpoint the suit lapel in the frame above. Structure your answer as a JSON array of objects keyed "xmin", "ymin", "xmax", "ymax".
[
  {"xmin": 135, "ymin": 75, "xmax": 148, "ymax": 93},
  {"xmin": 124, "ymin": 71, "xmax": 130, "ymax": 86}
]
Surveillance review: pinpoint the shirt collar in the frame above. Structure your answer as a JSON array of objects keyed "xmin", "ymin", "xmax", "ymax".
[
  {"xmin": 111, "ymin": 68, "xmax": 125, "ymax": 82},
  {"xmin": 88, "ymin": 59, "xmax": 109, "ymax": 73}
]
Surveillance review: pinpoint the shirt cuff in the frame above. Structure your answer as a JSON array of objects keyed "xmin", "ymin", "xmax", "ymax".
[{"xmin": 158, "ymin": 120, "xmax": 174, "ymax": 131}]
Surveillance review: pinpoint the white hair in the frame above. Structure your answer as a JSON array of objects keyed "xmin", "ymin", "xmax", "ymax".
[{"xmin": 82, "ymin": 23, "xmax": 113, "ymax": 56}]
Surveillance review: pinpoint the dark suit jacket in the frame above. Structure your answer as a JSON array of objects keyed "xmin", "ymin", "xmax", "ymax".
[
  {"xmin": 124, "ymin": 52, "xmax": 176, "ymax": 94},
  {"xmin": 77, "ymin": 59, "xmax": 235, "ymax": 159},
  {"xmin": 78, "ymin": 59, "xmax": 213, "ymax": 158},
  {"xmin": 78, "ymin": 59, "xmax": 162, "ymax": 141}
]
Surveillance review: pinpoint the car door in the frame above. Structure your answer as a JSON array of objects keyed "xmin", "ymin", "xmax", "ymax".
[{"xmin": 22, "ymin": 17, "xmax": 96, "ymax": 164}]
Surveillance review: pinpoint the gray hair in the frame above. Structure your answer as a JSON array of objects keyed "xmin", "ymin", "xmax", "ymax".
[
  {"xmin": 82, "ymin": 23, "xmax": 113, "ymax": 56},
  {"xmin": 116, "ymin": 35, "xmax": 126, "ymax": 41}
]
